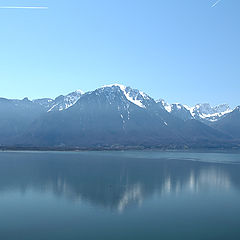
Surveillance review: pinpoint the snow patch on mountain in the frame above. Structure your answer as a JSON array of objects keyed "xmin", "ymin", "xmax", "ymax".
[{"xmin": 32, "ymin": 98, "xmax": 54, "ymax": 109}]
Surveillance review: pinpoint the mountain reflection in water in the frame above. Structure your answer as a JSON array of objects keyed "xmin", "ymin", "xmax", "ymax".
[{"xmin": 0, "ymin": 151, "xmax": 239, "ymax": 212}]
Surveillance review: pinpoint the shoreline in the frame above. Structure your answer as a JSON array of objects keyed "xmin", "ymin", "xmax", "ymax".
[{"xmin": 1, "ymin": 146, "xmax": 240, "ymax": 153}]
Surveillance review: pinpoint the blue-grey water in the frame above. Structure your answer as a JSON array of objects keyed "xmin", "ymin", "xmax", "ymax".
[{"xmin": 0, "ymin": 150, "xmax": 240, "ymax": 240}]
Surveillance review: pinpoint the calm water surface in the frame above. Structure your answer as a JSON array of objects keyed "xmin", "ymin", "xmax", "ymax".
[{"xmin": 0, "ymin": 150, "xmax": 240, "ymax": 240}]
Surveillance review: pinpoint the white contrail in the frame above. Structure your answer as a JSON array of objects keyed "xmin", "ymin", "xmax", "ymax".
[
  {"xmin": 211, "ymin": 0, "xmax": 222, "ymax": 8},
  {"xmin": 0, "ymin": 6, "xmax": 48, "ymax": 9}
]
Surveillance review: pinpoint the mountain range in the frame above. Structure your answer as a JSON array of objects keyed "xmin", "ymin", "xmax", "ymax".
[{"xmin": 0, "ymin": 84, "xmax": 239, "ymax": 150}]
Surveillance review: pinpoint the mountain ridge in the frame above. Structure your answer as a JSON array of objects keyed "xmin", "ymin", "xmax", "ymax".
[
  {"xmin": 0, "ymin": 84, "xmax": 239, "ymax": 149},
  {"xmin": 5, "ymin": 84, "xmax": 236, "ymax": 119}
]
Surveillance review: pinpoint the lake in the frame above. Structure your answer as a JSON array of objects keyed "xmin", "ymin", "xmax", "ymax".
[{"xmin": 0, "ymin": 150, "xmax": 240, "ymax": 240}]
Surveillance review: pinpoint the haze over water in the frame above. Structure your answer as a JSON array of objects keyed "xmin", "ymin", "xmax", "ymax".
[{"xmin": 0, "ymin": 151, "xmax": 240, "ymax": 240}]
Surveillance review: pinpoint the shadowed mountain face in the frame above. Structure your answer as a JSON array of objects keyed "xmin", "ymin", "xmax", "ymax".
[
  {"xmin": 0, "ymin": 84, "xmax": 239, "ymax": 149},
  {"xmin": 169, "ymin": 103, "xmax": 193, "ymax": 121},
  {"xmin": 0, "ymin": 98, "xmax": 46, "ymax": 144},
  {"xmin": 212, "ymin": 107, "xmax": 240, "ymax": 139}
]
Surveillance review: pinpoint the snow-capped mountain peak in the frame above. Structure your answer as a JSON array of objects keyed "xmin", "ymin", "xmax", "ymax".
[
  {"xmin": 157, "ymin": 100, "xmax": 188, "ymax": 113},
  {"xmin": 171, "ymin": 103, "xmax": 185, "ymax": 110},
  {"xmin": 100, "ymin": 84, "xmax": 153, "ymax": 108},
  {"xmin": 235, "ymin": 106, "xmax": 240, "ymax": 112},
  {"xmin": 47, "ymin": 90, "xmax": 83, "ymax": 112},
  {"xmin": 190, "ymin": 103, "xmax": 232, "ymax": 122},
  {"xmin": 101, "ymin": 83, "xmax": 126, "ymax": 90},
  {"xmin": 75, "ymin": 89, "xmax": 84, "ymax": 94},
  {"xmin": 156, "ymin": 99, "xmax": 172, "ymax": 112}
]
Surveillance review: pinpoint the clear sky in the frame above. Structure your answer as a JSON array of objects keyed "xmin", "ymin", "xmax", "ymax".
[{"xmin": 0, "ymin": 0, "xmax": 239, "ymax": 107}]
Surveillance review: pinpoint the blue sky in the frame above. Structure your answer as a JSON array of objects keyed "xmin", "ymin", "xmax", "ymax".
[{"xmin": 0, "ymin": 0, "xmax": 239, "ymax": 107}]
